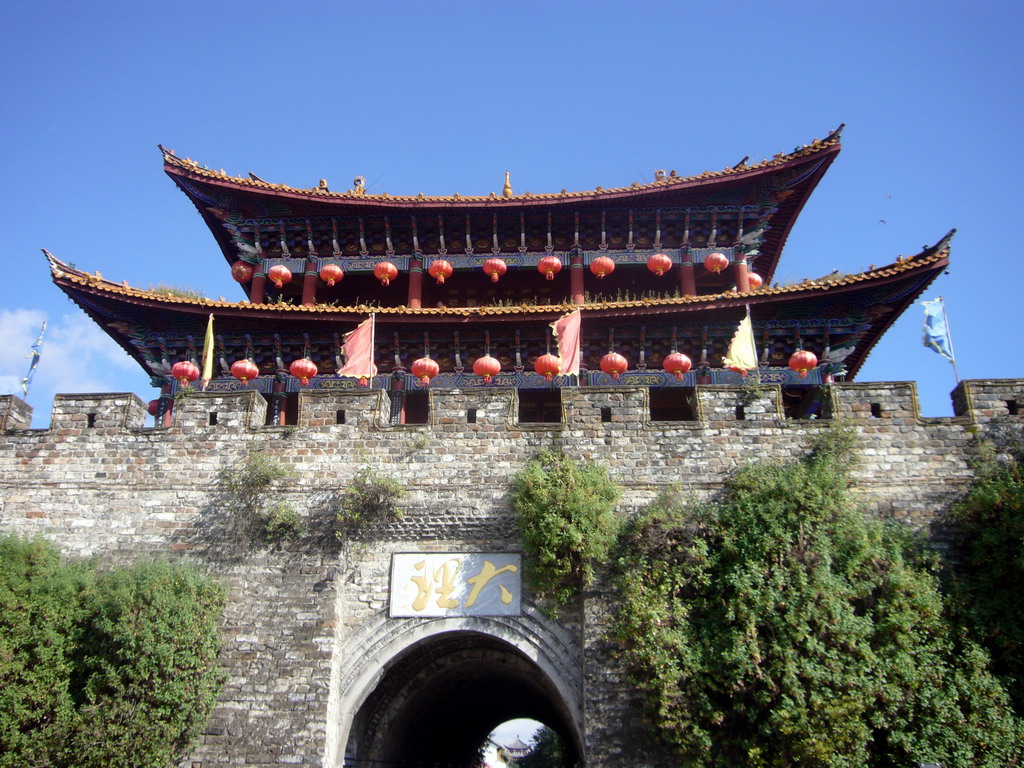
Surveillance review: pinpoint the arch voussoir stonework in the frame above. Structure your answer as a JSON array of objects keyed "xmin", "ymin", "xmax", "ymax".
[{"xmin": 324, "ymin": 600, "xmax": 584, "ymax": 767}]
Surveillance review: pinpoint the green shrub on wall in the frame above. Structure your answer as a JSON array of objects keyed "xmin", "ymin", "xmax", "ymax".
[
  {"xmin": 611, "ymin": 428, "xmax": 1024, "ymax": 767},
  {"xmin": 0, "ymin": 537, "xmax": 225, "ymax": 768},
  {"xmin": 511, "ymin": 450, "xmax": 621, "ymax": 606},
  {"xmin": 335, "ymin": 467, "xmax": 404, "ymax": 537},
  {"xmin": 950, "ymin": 444, "xmax": 1024, "ymax": 713},
  {"xmin": 220, "ymin": 448, "xmax": 301, "ymax": 542}
]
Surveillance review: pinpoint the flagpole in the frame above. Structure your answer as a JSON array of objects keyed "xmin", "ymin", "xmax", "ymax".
[{"xmin": 939, "ymin": 297, "xmax": 960, "ymax": 384}]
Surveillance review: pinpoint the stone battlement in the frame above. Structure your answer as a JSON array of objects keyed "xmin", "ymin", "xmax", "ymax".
[{"xmin": 3, "ymin": 379, "xmax": 1021, "ymax": 434}]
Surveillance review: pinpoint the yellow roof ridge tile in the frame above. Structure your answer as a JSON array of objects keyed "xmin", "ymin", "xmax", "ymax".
[
  {"xmin": 161, "ymin": 132, "xmax": 841, "ymax": 204},
  {"xmin": 56, "ymin": 249, "xmax": 941, "ymax": 318}
]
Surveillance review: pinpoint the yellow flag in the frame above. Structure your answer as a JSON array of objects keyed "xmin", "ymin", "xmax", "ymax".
[
  {"xmin": 201, "ymin": 314, "xmax": 215, "ymax": 390},
  {"xmin": 722, "ymin": 315, "xmax": 757, "ymax": 374}
]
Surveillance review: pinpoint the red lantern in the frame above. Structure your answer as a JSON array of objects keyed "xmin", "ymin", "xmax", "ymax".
[
  {"xmin": 429, "ymin": 260, "xmax": 453, "ymax": 285},
  {"xmin": 663, "ymin": 352, "xmax": 692, "ymax": 380},
  {"xmin": 289, "ymin": 358, "xmax": 318, "ymax": 386},
  {"xmin": 147, "ymin": 399, "xmax": 160, "ymax": 416},
  {"xmin": 231, "ymin": 261, "xmax": 254, "ymax": 283},
  {"xmin": 230, "ymin": 359, "xmax": 260, "ymax": 383},
  {"xmin": 483, "ymin": 258, "xmax": 507, "ymax": 283},
  {"xmin": 411, "ymin": 357, "xmax": 439, "ymax": 386},
  {"xmin": 600, "ymin": 352, "xmax": 628, "ymax": 381},
  {"xmin": 319, "ymin": 263, "xmax": 344, "ymax": 286},
  {"xmin": 704, "ymin": 252, "xmax": 729, "ymax": 273},
  {"xmin": 788, "ymin": 350, "xmax": 818, "ymax": 379},
  {"xmin": 374, "ymin": 261, "xmax": 398, "ymax": 286},
  {"xmin": 647, "ymin": 253, "xmax": 673, "ymax": 276},
  {"xmin": 171, "ymin": 360, "xmax": 200, "ymax": 387},
  {"xmin": 473, "ymin": 355, "xmax": 501, "ymax": 383},
  {"xmin": 538, "ymin": 256, "xmax": 562, "ymax": 280},
  {"xmin": 747, "ymin": 272, "xmax": 763, "ymax": 290},
  {"xmin": 267, "ymin": 264, "xmax": 292, "ymax": 288},
  {"xmin": 534, "ymin": 354, "xmax": 561, "ymax": 381},
  {"xmin": 590, "ymin": 256, "xmax": 615, "ymax": 279}
]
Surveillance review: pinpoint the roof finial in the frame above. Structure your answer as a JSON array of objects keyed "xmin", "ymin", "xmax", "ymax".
[
  {"xmin": 502, "ymin": 171, "xmax": 513, "ymax": 198},
  {"xmin": 352, "ymin": 176, "xmax": 366, "ymax": 196}
]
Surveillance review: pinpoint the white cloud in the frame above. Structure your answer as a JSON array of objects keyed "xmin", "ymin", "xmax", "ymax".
[{"xmin": 0, "ymin": 308, "xmax": 153, "ymax": 426}]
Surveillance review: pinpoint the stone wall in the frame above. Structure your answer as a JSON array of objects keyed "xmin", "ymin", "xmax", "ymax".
[{"xmin": 0, "ymin": 379, "xmax": 1022, "ymax": 768}]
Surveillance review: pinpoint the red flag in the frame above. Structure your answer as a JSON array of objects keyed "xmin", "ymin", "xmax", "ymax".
[
  {"xmin": 551, "ymin": 309, "xmax": 581, "ymax": 377},
  {"xmin": 338, "ymin": 315, "xmax": 377, "ymax": 386}
]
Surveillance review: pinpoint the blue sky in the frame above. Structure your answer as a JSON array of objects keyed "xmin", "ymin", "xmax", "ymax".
[{"xmin": 2, "ymin": 0, "xmax": 1021, "ymax": 423}]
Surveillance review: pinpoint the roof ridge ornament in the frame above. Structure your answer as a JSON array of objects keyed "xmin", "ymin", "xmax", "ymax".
[{"xmin": 502, "ymin": 171, "xmax": 512, "ymax": 198}]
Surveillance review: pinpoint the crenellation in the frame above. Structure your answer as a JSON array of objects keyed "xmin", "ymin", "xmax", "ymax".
[
  {"xmin": 173, "ymin": 390, "xmax": 267, "ymax": 431},
  {"xmin": 0, "ymin": 394, "xmax": 34, "ymax": 430},
  {"xmin": 953, "ymin": 378, "xmax": 1024, "ymax": 423},
  {"xmin": 50, "ymin": 392, "xmax": 147, "ymax": 431}
]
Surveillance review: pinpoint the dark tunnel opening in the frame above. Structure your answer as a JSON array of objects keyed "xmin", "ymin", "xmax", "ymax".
[{"xmin": 346, "ymin": 631, "xmax": 581, "ymax": 767}]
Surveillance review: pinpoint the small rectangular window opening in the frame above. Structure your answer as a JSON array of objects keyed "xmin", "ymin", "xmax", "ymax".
[
  {"xmin": 208, "ymin": 412, "xmax": 218, "ymax": 426},
  {"xmin": 467, "ymin": 408, "xmax": 477, "ymax": 424},
  {"xmin": 403, "ymin": 391, "xmax": 430, "ymax": 425},
  {"xmin": 336, "ymin": 409, "xmax": 346, "ymax": 424},
  {"xmin": 600, "ymin": 407, "xmax": 612, "ymax": 423},
  {"xmin": 1007, "ymin": 400, "xmax": 1020, "ymax": 416},
  {"xmin": 86, "ymin": 412, "xmax": 97, "ymax": 428},
  {"xmin": 870, "ymin": 402, "xmax": 882, "ymax": 418},
  {"xmin": 735, "ymin": 405, "xmax": 746, "ymax": 421},
  {"xmin": 649, "ymin": 389, "xmax": 696, "ymax": 421},
  {"xmin": 518, "ymin": 391, "xmax": 562, "ymax": 424}
]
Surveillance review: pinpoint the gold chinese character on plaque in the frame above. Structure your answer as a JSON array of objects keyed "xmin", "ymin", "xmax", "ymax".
[{"xmin": 390, "ymin": 553, "xmax": 521, "ymax": 617}]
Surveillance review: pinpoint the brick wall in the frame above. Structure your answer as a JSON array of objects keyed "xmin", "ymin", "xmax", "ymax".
[{"xmin": 0, "ymin": 379, "xmax": 1021, "ymax": 768}]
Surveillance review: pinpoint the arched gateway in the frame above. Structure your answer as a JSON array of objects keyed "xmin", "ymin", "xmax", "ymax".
[{"xmin": 327, "ymin": 605, "xmax": 583, "ymax": 768}]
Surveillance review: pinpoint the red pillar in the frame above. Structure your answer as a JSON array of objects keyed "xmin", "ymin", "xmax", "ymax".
[
  {"xmin": 408, "ymin": 256, "xmax": 423, "ymax": 309},
  {"xmin": 680, "ymin": 257, "xmax": 696, "ymax": 297},
  {"xmin": 250, "ymin": 265, "xmax": 267, "ymax": 304},
  {"xmin": 570, "ymin": 251, "xmax": 584, "ymax": 305},
  {"xmin": 160, "ymin": 383, "xmax": 173, "ymax": 427},
  {"xmin": 301, "ymin": 261, "xmax": 318, "ymax": 306},
  {"xmin": 734, "ymin": 256, "xmax": 750, "ymax": 293}
]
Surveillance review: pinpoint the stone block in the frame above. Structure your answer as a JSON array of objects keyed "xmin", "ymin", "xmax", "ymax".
[
  {"xmin": 0, "ymin": 394, "xmax": 33, "ymax": 430},
  {"xmin": 173, "ymin": 390, "xmax": 267, "ymax": 431},
  {"xmin": 828, "ymin": 382, "xmax": 919, "ymax": 421},
  {"xmin": 50, "ymin": 392, "xmax": 147, "ymax": 430},
  {"xmin": 297, "ymin": 388, "xmax": 390, "ymax": 428}
]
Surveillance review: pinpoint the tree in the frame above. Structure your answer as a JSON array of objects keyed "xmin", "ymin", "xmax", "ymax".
[
  {"xmin": 511, "ymin": 450, "xmax": 621, "ymax": 606},
  {"xmin": 516, "ymin": 726, "xmax": 568, "ymax": 768},
  {"xmin": 949, "ymin": 445, "xmax": 1024, "ymax": 711},
  {"xmin": 0, "ymin": 536, "xmax": 225, "ymax": 768},
  {"xmin": 612, "ymin": 428, "xmax": 1024, "ymax": 767}
]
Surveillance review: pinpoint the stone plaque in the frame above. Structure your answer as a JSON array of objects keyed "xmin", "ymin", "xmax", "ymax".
[{"xmin": 389, "ymin": 553, "xmax": 522, "ymax": 617}]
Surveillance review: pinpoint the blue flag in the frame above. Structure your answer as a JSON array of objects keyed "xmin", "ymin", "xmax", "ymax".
[
  {"xmin": 20, "ymin": 321, "xmax": 46, "ymax": 396},
  {"xmin": 922, "ymin": 299, "xmax": 953, "ymax": 361}
]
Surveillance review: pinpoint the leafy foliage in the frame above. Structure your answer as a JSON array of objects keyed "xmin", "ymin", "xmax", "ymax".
[
  {"xmin": 220, "ymin": 449, "xmax": 300, "ymax": 542},
  {"xmin": 262, "ymin": 500, "xmax": 303, "ymax": 542},
  {"xmin": 336, "ymin": 467, "xmax": 404, "ymax": 537},
  {"xmin": 950, "ymin": 447, "xmax": 1024, "ymax": 711},
  {"xmin": 511, "ymin": 450, "xmax": 621, "ymax": 606},
  {"xmin": 611, "ymin": 427, "xmax": 1024, "ymax": 767},
  {"xmin": 515, "ymin": 726, "xmax": 569, "ymax": 768},
  {"xmin": 0, "ymin": 537, "xmax": 225, "ymax": 768},
  {"xmin": 146, "ymin": 283, "xmax": 207, "ymax": 300}
]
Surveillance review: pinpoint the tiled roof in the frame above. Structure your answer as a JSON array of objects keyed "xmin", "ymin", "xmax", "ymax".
[
  {"xmin": 160, "ymin": 129, "xmax": 842, "ymax": 205},
  {"xmin": 45, "ymin": 242, "xmax": 948, "ymax": 319}
]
